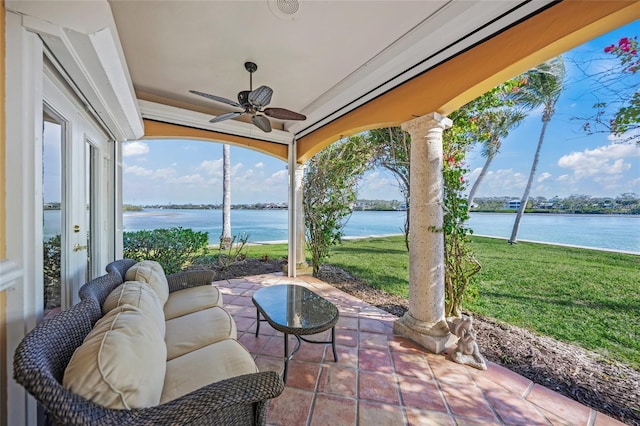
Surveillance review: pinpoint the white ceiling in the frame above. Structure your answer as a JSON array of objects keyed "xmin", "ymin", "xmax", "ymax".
[{"xmin": 108, "ymin": 0, "xmax": 554, "ymax": 137}]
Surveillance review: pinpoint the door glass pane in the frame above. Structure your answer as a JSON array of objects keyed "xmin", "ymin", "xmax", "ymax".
[
  {"xmin": 43, "ymin": 112, "xmax": 63, "ymax": 316},
  {"xmin": 85, "ymin": 141, "xmax": 95, "ymax": 281}
]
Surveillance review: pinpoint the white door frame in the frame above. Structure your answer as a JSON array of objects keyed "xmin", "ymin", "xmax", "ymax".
[{"xmin": 3, "ymin": 10, "xmax": 118, "ymax": 425}]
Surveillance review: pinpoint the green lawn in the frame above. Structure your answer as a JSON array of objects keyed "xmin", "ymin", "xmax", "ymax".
[{"xmin": 243, "ymin": 235, "xmax": 640, "ymax": 369}]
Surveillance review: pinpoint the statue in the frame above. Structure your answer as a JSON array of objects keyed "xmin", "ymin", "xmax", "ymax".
[{"xmin": 450, "ymin": 315, "xmax": 486, "ymax": 370}]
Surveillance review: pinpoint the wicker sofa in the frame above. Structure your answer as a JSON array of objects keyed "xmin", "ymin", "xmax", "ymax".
[{"xmin": 13, "ymin": 258, "xmax": 284, "ymax": 425}]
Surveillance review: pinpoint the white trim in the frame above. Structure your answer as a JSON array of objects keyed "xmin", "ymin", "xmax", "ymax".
[
  {"xmin": 0, "ymin": 260, "xmax": 21, "ymax": 292},
  {"xmin": 17, "ymin": 13, "xmax": 143, "ymax": 141},
  {"xmin": 287, "ymin": 142, "xmax": 297, "ymax": 278},
  {"xmin": 138, "ymin": 100, "xmax": 294, "ymax": 146}
]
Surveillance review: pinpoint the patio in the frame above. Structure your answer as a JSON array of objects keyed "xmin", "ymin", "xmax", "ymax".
[{"xmin": 217, "ymin": 273, "xmax": 625, "ymax": 426}]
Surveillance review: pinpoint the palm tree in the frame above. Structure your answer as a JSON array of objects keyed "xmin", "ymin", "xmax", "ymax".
[
  {"xmin": 221, "ymin": 144, "xmax": 232, "ymax": 249},
  {"xmin": 509, "ymin": 56, "xmax": 566, "ymax": 244},
  {"xmin": 467, "ymin": 108, "xmax": 526, "ymax": 210}
]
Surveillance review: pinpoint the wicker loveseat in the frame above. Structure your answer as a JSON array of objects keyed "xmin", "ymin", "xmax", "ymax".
[{"xmin": 13, "ymin": 259, "xmax": 284, "ymax": 425}]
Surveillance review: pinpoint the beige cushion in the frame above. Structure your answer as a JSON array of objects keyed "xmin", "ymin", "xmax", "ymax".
[
  {"xmin": 160, "ymin": 339, "xmax": 258, "ymax": 404},
  {"xmin": 124, "ymin": 260, "xmax": 169, "ymax": 305},
  {"xmin": 63, "ymin": 305, "xmax": 167, "ymax": 409},
  {"xmin": 103, "ymin": 281, "xmax": 166, "ymax": 336},
  {"xmin": 164, "ymin": 285, "xmax": 223, "ymax": 320},
  {"xmin": 165, "ymin": 307, "xmax": 237, "ymax": 360}
]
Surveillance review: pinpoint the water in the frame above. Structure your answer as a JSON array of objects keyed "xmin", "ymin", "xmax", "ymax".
[{"xmin": 43, "ymin": 209, "xmax": 639, "ymax": 254}]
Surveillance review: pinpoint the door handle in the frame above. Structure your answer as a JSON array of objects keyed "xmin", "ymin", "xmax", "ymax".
[{"xmin": 73, "ymin": 244, "xmax": 88, "ymax": 252}]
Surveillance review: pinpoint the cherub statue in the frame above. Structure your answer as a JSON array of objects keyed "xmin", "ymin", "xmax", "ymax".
[{"xmin": 451, "ymin": 315, "xmax": 486, "ymax": 370}]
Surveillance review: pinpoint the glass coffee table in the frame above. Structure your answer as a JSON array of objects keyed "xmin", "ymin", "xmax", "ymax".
[{"xmin": 252, "ymin": 284, "xmax": 339, "ymax": 382}]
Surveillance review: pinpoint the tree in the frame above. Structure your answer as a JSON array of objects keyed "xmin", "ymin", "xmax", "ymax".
[
  {"xmin": 577, "ymin": 36, "xmax": 639, "ymax": 144},
  {"xmin": 365, "ymin": 127, "xmax": 411, "ymax": 250},
  {"xmin": 467, "ymin": 108, "xmax": 526, "ymax": 210},
  {"xmin": 221, "ymin": 144, "xmax": 232, "ymax": 249},
  {"xmin": 509, "ymin": 56, "xmax": 566, "ymax": 244},
  {"xmin": 303, "ymin": 136, "xmax": 374, "ymax": 276}
]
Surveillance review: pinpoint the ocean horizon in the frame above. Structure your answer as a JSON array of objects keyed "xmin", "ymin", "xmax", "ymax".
[{"xmin": 44, "ymin": 209, "xmax": 640, "ymax": 254}]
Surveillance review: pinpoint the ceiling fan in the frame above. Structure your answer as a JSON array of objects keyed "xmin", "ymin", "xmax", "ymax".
[{"xmin": 190, "ymin": 61, "xmax": 306, "ymax": 133}]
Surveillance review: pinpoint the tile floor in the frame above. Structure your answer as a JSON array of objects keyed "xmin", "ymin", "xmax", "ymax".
[{"xmin": 216, "ymin": 273, "xmax": 626, "ymax": 426}]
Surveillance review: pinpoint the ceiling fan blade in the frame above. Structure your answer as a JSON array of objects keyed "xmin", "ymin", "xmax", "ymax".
[
  {"xmin": 209, "ymin": 111, "xmax": 243, "ymax": 123},
  {"xmin": 264, "ymin": 107, "xmax": 307, "ymax": 121},
  {"xmin": 252, "ymin": 115, "xmax": 272, "ymax": 133},
  {"xmin": 248, "ymin": 86, "xmax": 273, "ymax": 108},
  {"xmin": 190, "ymin": 90, "xmax": 242, "ymax": 108}
]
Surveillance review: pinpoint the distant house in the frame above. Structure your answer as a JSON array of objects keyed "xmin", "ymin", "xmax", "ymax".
[{"xmin": 505, "ymin": 200, "xmax": 521, "ymax": 210}]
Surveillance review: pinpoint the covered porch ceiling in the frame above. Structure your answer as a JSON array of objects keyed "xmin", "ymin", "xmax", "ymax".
[{"xmin": 20, "ymin": 1, "xmax": 640, "ymax": 163}]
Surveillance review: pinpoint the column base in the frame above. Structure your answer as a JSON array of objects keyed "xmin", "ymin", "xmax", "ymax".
[
  {"xmin": 283, "ymin": 262, "xmax": 314, "ymax": 276},
  {"xmin": 394, "ymin": 312, "xmax": 455, "ymax": 354}
]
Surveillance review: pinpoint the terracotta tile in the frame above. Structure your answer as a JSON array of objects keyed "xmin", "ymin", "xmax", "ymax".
[
  {"xmin": 484, "ymin": 388, "xmax": 549, "ymax": 425},
  {"xmin": 337, "ymin": 315, "xmax": 359, "ymax": 330},
  {"xmin": 285, "ymin": 360, "xmax": 321, "ymax": 391},
  {"xmin": 235, "ymin": 305, "xmax": 258, "ymax": 318},
  {"xmin": 358, "ymin": 400, "xmax": 405, "ymax": 425},
  {"xmin": 359, "ymin": 371, "xmax": 400, "ymax": 404},
  {"xmin": 267, "ymin": 386, "xmax": 313, "ymax": 425},
  {"xmin": 359, "ymin": 347, "xmax": 394, "ymax": 373},
  {"xmin": 238, "ymin": 332, "xmax": 269, "ymax": 354},
  {"xmin": 317, "ymin": 364, "xmax": 357, "ymax": 398},
  {"xmin": 335, "ymin": 344, "xmax": 358, "ymax": 369},
  {"xmin": 336, "ymin": 328, "xmax": 358, "ymax": 347},
  {"xmin": 235, "ymin": 281, "xmax": 255, "ymax": 289},
  {"xmin": 397, "ymin": 376, "xmax": 447, "ymax": 412},
  {"xmin": 261, "ymin": 335, "xmax": 292, "ymax": 358},
  {"xmin": 359, "ymin": 330, "xmax": 389, "ymax": 348},
  {"xmin": 230, "ymin": 295, "xmax": 254, "ymax": 306},
  {"xmin": 234, "ymin": 316, "xmax": 256, "ymax": 333},
  {"xmin": 526, "ymin": 384, "xmax": 591, "ymax": 425},
  {"xmin": 292, "ymin": 338, "xmax": 327, "ymax": 363},
  {"xmin": 594, "ymin": 411, "xmax": 627, "ymax": 426},
  {"xmin": 392, "ymin": 351, "xmax": 433, "ymax": 381},
  {"xmin": 309, "ymin": 394, "xmax": 356, "ymax": 426},
  {"xmin": 404, "ymin": 408, "xmax": 455, "ymax": 426},
  {"xmin": 471, "ymin": 362, "xmax": 533, "ymax": 396},
  {"xmin": 360, "ymin": 317, "xmax": 391, "ymax": 334},
  {"xmin": 429, "ymin": 356, "xmax": 474, "ymax": 386},
  {"xmin": 441, "ymin": 384, "xmax": 496, "ymax": 420},
  {"xmin": 389, "ymin": 335, "xmax": 425, "ymax": 354},
  {"xmin": 454, "ymin": 417, "xmax": 503, "ymax": 426},
  {"xmin": 254, "ymin": 355, "xmax": 284, "ymax": 375}
]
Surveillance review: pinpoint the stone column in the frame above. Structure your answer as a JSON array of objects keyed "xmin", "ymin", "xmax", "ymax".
[
  {"xmin": 291, "ymin": 163, "xmax": 312, "ymax": 275},
  {"xmin": 393, "ymin": 112, "xmax": 454, "ymax": 354}
]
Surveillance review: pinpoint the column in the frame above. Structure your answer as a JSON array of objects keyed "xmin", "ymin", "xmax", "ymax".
[
  {"xmin": 294, "ymin": 163, "xmax": 312, "ymax": 274},
  {"xmin": 393, "ymin": 112, "xmax": 454, "ymax": 354}
]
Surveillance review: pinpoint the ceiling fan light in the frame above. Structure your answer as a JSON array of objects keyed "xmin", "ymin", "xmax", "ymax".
[{"xmin": 249, "ymin": 86, "xmax": 273, "ymax": 108}]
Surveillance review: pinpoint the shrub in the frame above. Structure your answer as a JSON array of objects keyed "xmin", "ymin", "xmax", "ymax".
[{"xmin": 123, "ymin": 227, "xmax": 209, "ymax": 274}]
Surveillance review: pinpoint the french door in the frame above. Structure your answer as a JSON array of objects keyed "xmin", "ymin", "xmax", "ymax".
[{"xmin": 42, "ymin": 61, "xmax": 112, "ymax": 313}]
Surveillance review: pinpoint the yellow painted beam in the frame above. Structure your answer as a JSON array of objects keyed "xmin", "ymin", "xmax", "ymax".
[
  {"xmin": 142, "ymin": 119, "xmax": 289, "ymax": 162},
  {"xmin": 296, "ymin": 1, "xmax": 640, "ymax": 163}
]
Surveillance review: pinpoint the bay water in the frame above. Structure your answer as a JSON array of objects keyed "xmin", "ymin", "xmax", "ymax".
[{"xmin": 44, "ymin": 209, "xmax": 639, "ymax": 253}]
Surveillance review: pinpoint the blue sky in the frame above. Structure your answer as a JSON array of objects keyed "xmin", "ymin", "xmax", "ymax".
[{"xmin": 123, "ymin": 21, "xmax": 640, "ymax": 205}]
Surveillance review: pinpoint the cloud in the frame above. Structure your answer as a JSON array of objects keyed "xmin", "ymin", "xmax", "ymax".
[
  {"xmin": 464, "ymin": 168, "xmax": 528, "ymax": 197},
  {"xmin": 537, "ymin": 172, "xmax": 552, "ymax": 182},
  {"xmin": 198, "ymin": 159, "xmax": 223, "ymax": 176},
  {"xmin": 124, "ymin": 165, "xmax": 153, "ymax": 176},
  {"xmin": 557, "ymin": 143, "xmax": 639, "ymax": 178},
  {"xmin": 123, "ymin": 141, "xmax": 149, "ymax": 157},
  {"xmin": 255, "ymin": 162, "xmax": 264, "ymax": 168}
]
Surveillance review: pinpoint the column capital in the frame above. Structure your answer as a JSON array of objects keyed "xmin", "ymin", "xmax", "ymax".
[{"xmin": 401, "ymin": 112, "xmax": 452, "ymax": 135}]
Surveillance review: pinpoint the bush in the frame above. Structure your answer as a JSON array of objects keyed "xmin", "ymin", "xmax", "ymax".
[{"xmin": 123, "ymin": 227, "xmax": 209, "ymax": 274}]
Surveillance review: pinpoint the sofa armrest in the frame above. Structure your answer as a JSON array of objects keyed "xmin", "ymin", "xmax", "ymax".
[{"xmin": 167, "ymin": 270, "xmax": 216, "ymax": 293}]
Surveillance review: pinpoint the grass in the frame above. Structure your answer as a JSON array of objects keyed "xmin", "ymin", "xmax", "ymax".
[{"xmin": 242, "ymin": 235, "xmax": 640, "ymax": 369}]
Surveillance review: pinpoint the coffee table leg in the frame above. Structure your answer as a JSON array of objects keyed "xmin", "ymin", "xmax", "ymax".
[
  {"xmin": 255, "ymin": 308, "xmax": 260, "ymax": 337},
  {"xmin": 283, "ymin": 332, "xmax": 289, "ymax": 383},
  {"xmin": 331, "ymin": 327, "xmax": 338, "ymax": 361}
]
